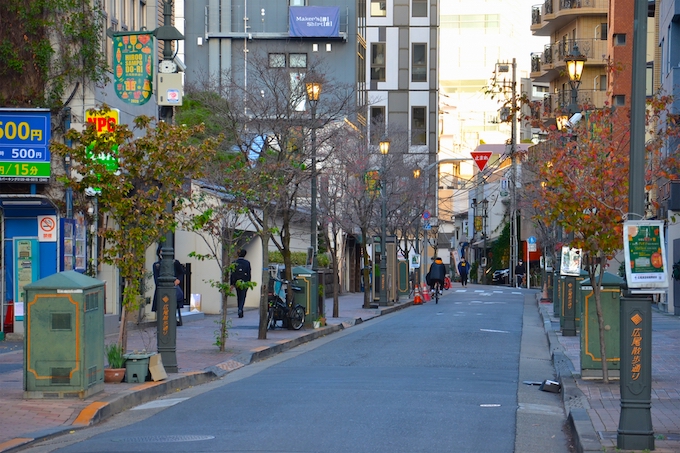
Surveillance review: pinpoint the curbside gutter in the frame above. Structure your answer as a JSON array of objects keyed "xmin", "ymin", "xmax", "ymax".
[{"xmin": 537, "ymin": 298, "xmax": 601, "ymax": 453}]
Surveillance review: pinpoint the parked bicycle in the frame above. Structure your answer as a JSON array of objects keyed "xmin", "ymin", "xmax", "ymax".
[{"xmin": 267, "ymin": 276, "xmax": 305, "ymax": 330}]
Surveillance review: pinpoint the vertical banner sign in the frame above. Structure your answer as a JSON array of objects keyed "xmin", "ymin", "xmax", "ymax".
[
  {"xmin": 113, "ymin": 33, "xmax": 153, "ymax": 105},
  {"xmin": 560, "ymin": 246, "xmax": 582, "ymax": 276},
  {"xmin": 0, "ymin": 109, "xmax": 51, "ymax": 182},
  {"xmin": 85, "ymin": 109, "xmax": 120, "ymax": 172},
  {"xmin": 623, "ymin": 220, "xmax": 668, "ymax": 289}
]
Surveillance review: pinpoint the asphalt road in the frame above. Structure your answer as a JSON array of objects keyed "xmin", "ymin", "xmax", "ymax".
[{"xmin": 19, "ymin": 287, "xmax": 572, "ymax": 453}]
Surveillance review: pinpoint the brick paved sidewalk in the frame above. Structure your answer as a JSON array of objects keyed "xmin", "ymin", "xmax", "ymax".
[{"xmin": 541, "ymin": 301, "xmax": 680, "ymax": 452}]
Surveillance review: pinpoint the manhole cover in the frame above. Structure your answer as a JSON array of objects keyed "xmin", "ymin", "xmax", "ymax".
[{"xmin": 113, "ymin": 435, "xmax": 215, "ymax": 443}]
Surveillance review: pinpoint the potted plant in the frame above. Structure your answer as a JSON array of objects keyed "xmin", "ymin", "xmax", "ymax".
[
  {"xmin": 313, "ymin": 315, "xmax": 326, "ymax": 329},
  {"xmin": 104, "ymin": 343, "xmax": 126, "ymax": 383}
]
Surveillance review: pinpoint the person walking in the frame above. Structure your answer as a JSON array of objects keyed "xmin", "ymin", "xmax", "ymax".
[
  {"xmin": 230, "ymin": 249, "xmax": 252, "ymax": 318},
  {"xmin": 427, "ymin": 257, "xmax": 447, "ymax": 295},
  {"xmin": 515, "ymin": 259, "xmax": 526, "ymax": 288},
  {"xmin": 457, "ymin": 257, "xmax": 469, "ymax": 287},
  {"xmin": 152, "ymin": 245, "xmax": 187, "ymax": 325}
]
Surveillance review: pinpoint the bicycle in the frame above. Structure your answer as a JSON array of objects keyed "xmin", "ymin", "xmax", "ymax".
[
  {"xmin": 267, "ymin": 276, "xmax": 305, "ymax": 330},
  {"xmin": 431, "ymin": 280, "xmax": 442, "ymax": 304}
]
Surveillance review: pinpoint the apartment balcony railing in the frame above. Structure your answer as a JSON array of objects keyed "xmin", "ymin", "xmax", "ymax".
[
  {"xmin": 541, "ymin": 89, "xmax": 608, "ymax": 116},
  {"xmin": 532, "ymin": 6, "xmax": 541, "ymax": 25},
  {"xmin": 531, "ymin": 0, "xmax": 607, "ymax": 35},
  {"xmin": 535, "ymin": 38, "xmax": 606, "ymax": 73}
]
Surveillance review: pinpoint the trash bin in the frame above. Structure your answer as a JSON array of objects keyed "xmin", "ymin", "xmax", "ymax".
[
  {"xmin": 579, "ymin": 271, "xmax": 623, "ymax": 379},
  {"xmin": 292, "ymin": 266, "xmax": 318, "ymax": 327},
  {"xmin": 23, "ymin": 271, "xmax": 105, "ymax": 398}
]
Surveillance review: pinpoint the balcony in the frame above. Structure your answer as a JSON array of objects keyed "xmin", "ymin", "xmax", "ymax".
[
  {"xmin": 531, "ymin": 38, "xmax": 607, "ymax": 83},
  {"xmin": 530, "ymin": 0, "xmax": 607, "ymax": 36},
  {"xmin": 541, "ymin": 89, "xmax": 608, "ymax": 118}
]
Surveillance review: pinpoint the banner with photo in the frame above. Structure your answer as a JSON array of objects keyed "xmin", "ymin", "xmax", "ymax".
[
  {"xmin": 560, "ymin": 246, "xmax": 582, "ymax": 276},
  {"xmin": 623, "ymin": 220, "xmax": 668, "ymax": 289},
  {"xmin": 112, "ymin": 32, "xmax": 154, "ymax": 105}
]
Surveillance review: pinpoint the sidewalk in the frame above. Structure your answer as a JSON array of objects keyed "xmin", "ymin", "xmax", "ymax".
[
  {"xmin": 539, "ymin": 299, "xmax": 680, "ymax": 452},
  {"xmin": 0, "ymin": 292, "xmax": 409, "ymax": 452},
  {"xmin": 2, "ymin": 289, "xmax": 680, "ymax": 453}
]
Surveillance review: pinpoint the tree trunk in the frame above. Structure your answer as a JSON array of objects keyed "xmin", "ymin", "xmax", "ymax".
[
  {"xmin": 258, "ymin": 218, "xmax": 271, "ymax": 340},
  {"xmin": 362, "ymin": 232, "xmax": 371, "ymax": 309}
]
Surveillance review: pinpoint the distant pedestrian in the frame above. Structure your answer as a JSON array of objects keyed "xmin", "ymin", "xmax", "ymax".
[
  {"xmin": 152, "ymin": 245, "xmax": 187, "ymax": 326},
  {"xmin": 515, "ymin": 259, "xmax": 526, "ymax": 288},
  {"xmin": 230, "ymin": 249, "xmax": 252, "ymax": 318},
  {"xmin": 458, "ymin": 257, "xmax": 469, "ymax": 287}
]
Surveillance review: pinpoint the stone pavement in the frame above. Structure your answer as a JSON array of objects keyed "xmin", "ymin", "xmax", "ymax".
[{"xmin": 1, "ymin": 287, "xmax": 680, "ymax": 453}]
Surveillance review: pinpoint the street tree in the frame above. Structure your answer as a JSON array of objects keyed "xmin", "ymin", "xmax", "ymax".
[
  {"xmin": 524, "ymin": 97, "xmax": 680, "ymax": 382},
  {"xmin": 52, "ymin": 107, "xmax": 218, "ymax": 351}
]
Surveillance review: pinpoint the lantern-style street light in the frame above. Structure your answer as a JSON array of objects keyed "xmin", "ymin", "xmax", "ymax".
[
  {"xmin": 565, "ymin": 43, "xmax": 586, "ymax": 115},
  {"xmin": 305, "ymin": 80, "xmax": 321, "ymax": 270},
  {"xmin": 379, "ymin": 136, "xmax": 390, "ymax": 306}
]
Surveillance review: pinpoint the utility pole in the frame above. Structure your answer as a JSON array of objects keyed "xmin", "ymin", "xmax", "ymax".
[{"xmin": 509, "ymin": 58, "xmax": 518, "ymax": 288}]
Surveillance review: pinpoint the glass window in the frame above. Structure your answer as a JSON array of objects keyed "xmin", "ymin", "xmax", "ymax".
[
  {"xmin": 290, "ymin": 0, "xmax": 305, "ymax": 5},
  {"xmin": 411, "ymin": 43, "xmax": 427, "ymax": 82},
  {"xmin": 371, "ymin": 43, "xmax": 385, "ymax": 82},
  {"xmin": 412, "ymin": 0, "xmax": 427, "ymax": 17},
  {"xmin": 370, "ymin": 107, "xmax": 385, "ymax": 144},
  {"xmin": 411, "ymin": 107, "xmax": 426, "ymax": 145},
  {"xmin": 370, "ymin": 0, "xmax": 386, "ymax": 17},
  {"xmin": 289, "ymin": 53, "xmax": 307, "ymax": 68},
  {"xmin": 269, "ymin": 53, "xmax": 286, "ymax": 68}
]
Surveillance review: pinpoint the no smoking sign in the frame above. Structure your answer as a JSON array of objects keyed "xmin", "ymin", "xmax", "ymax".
[{"xmin": 38, "ymin": 215, "xmax": 57, "ymax": 242}]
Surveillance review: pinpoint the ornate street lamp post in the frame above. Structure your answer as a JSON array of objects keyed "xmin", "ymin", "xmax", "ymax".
[
  {"xmin": 305, "ymin": 80, "xmax": 321, "ymax": 270},
  {"xmin": 379, "ymin": 137, "xmax": 390, "ymax": 306},
  {"xmin": 565, "ymin": 44, "xmax": 586, "ymax": 115}
]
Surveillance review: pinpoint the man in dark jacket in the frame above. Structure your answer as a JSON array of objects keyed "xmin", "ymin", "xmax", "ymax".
[
  {"xmin": 427, "ymin": 257, "xmax": 447, "ymax": 295},
  {"xmin": 457, "ymin": 257, "xmax": 469, "ymax": 287},
  {"xmin": 230, "ymin": 249, "xmax": 252, "ymax": 318}
]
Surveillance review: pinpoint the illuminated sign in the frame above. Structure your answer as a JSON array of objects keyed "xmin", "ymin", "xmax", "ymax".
[{"xmin": 0, "ymin": 109, "xmax": 51, "ymax": 183}]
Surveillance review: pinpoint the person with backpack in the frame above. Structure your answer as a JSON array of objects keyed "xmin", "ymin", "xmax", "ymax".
[
  {"xmin": 457, "ymin": 257, "xmax": 469, "ymax": 287},
  {"xmin": 230, "ymin": 249, "xmax": 252, "ymax": 318}
]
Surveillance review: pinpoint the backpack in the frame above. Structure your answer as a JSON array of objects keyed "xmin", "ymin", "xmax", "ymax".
[{"xmin": 231, "ymin": 259, "xmax": 248, "ymax": 284}]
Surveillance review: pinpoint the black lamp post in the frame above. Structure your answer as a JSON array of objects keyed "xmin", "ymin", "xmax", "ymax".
[
  {"xmin": 481, "ymin": 199, "xmax": 488, "ymax": 284},
  {"xmin": 305, "ymin": 80, "xmax": 321, "ymax": 270},
  {"xmin": 565, "ymin": 43, "xmax": 586, "ymax": 115},
  {"xmin": 413, "ymin": 168, "xmax": 421, "ymax": 288},
  {"xmin": 379, "ymin": 137, "xmax": 390, "ymax": 306}
]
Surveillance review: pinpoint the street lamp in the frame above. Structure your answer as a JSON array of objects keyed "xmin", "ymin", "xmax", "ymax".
[
  {"xmin": 379, "ymin": 136, "xmax": 390, "ymax": 306},
  {"xmin": 305, "ymin": 80, "xmax": 321, "ymax": 270},
  {"xmin": 565, "ymin": 43, "xmax": 586, "ymax": 115}
]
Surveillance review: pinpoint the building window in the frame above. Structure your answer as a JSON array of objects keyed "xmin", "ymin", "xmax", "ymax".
[
  {"xmin": 269, "ymin": 53, "xmax": 286, "ymax": 68},
  {"xmin": 411, "ymin": 43, "xmax": 427, "ymax": 82},
  {"xmin": 411, "ymin": 107, "xmax": 426, "ymax": 145},
  {"xmin": 371, "ymin": 43, "xmax": 385, "ymax": 82},
  {"xmin": 370, "ymin": 0, "xmax": 386, "ymax": 17},
  {"xmin": 370, "ymin": 106, "xmax": 385, "ymax": 144},
  {"xmin": 599, "ymin": 23, "xmax": 608, "ymax": 40},
  {"xmin": 290, "ymin": 0, "xmax": 305, "ymax": 5},
  {"xmin": 613, "ymin": 95, "xmax": 626, "ymax": 106},
  {"xmin": 614, "ymin": 33, "xmax": 626, "ymax": 46},
  {"xmin": 289, "ymin": 53, "xmax": 307, "ymax": 68},
  {"xmin": 412, "ymin": 0, "xmax": 427, "ymax": 17}
]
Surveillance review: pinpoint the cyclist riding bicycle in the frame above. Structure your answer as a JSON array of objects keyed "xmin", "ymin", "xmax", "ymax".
[{"xmin": 426, "ymin": 257, "xmax": 447, "ymax": 296}]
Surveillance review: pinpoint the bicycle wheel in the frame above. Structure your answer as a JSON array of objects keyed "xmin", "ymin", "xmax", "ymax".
[
  {"xmin": 288, "ymin": 305, "xmax": 305, "ymax": 330},
  {"xmin": 435, "ymin": 283, "xmax": 440, "ymax": 304},
  {"xmin": 267, "ymin": 306, "xmax": 276, "ymax": 330}
]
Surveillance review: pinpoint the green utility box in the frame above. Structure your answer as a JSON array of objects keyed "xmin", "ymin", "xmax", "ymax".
[
  {"xmin": 23, "ymin": 271, "xmax": 105, "ymax": 399},
  {"xmin": 553, "ymin": 272, "xmax": 562, "ymax": 317},
  {"xmin": 580, "ymin": 272, "xmax": 623, "ymax": 380},
  {"xmin": 292, "ymin": 266, "xmax": 318, "ymax": 327}
]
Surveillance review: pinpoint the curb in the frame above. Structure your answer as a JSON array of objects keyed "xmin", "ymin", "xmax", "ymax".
[
  {"xmin": 1, "ymin": 300, "xmax": 414, "ymax": 453},
  {"xmin": 537, "ymin": 298, "xmax": 601, "ymax": 453}
]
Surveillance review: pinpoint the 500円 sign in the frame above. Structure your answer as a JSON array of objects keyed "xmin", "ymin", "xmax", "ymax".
[{"xmin": 0, "ymin": 109, "xmax": 51, "ymax": 183}]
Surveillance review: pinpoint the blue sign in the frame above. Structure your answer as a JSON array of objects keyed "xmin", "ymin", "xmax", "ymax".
[
  {"xmin": 289, "ymin": 6, "xmax": 340, "ymax": 38},
  {"xmin": 0, "ymin": 109, "xmax": 51, "ymax": 182},
  {"xmin": 528, "ymin": 236, "xmax": 537, "ymax": 244}
]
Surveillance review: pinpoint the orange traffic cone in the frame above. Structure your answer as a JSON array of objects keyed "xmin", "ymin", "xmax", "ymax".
[
  {"xmin": 413, "ymin": 286, "xmax": 423, "ymax": 305},
  {"xmin": 422, "ymin": 283, "xmax": 431, "ymax": 302}
]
